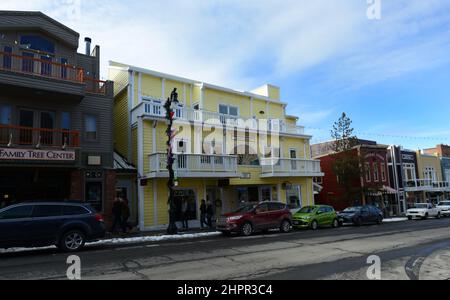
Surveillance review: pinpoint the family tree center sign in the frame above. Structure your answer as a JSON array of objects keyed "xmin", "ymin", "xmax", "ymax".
[{"xmin": 0, "ymin": 148, "xmax": 76, "ymax": 161}]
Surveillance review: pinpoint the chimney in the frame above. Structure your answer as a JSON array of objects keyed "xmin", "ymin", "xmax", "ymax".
[{"xmin": 84, "ymin": 37, "xmax": 92, "ymax": 56}]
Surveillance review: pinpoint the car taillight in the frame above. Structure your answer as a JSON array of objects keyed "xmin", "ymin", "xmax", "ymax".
[{"xmin": 94, "ymin": 213, "xmax": 104, "ymax": 222}]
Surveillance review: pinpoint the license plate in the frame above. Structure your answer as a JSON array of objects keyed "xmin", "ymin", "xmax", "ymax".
[{"xmin": 293, "ymin": 221, "xmax": 300, "ymax": 225}]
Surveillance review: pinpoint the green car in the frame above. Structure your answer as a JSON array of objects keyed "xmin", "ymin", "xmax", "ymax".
[{"xmin": 292, "ymin": 205, "xmax": 339, "ymax": 230}]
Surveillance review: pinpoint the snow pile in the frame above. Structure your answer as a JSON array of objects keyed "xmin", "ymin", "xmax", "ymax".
[
  {"xmin": 383, "ymin": 218, "xmax": 408, "ymax": 223},
  {"xmin": 0, "ymin": 232, "xmax": 221, "ymax": 254}
]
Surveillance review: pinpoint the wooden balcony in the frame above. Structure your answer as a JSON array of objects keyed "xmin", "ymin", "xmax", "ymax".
[
  {"xmin": 148, "ymin": 153, "xmax": 239, "ymax": 178},
  {"xmin": 0, "ymin": 124, "xmax": 80, "ymax": 148}
]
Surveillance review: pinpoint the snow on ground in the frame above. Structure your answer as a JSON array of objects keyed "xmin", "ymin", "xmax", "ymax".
[
  {"xmin": 0, "ymin": 232, "xmax": 221, "ymax": 254},
  {"xmin": 383, "ymin": 218, "xmax": 408, "ymax": 223}
]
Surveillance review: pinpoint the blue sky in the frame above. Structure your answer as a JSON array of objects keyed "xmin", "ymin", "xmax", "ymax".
[{"xmin": 2, "ymin": 0, "xmax": 450, "ymax": 150}]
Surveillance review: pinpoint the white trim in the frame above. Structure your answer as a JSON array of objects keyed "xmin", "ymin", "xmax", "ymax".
[
  {"xmin": 250, "ymin": 97, "xmax": 254, "ymax": 117},
  {"xmin": 277, "ymin": 183, "xmax": 282, "ymax": 203},
  {"xmin": 311, "ymin": 180, "xmax": 315, "ymax": 205},
  {"xmin": 138, "ymin": 72, "xmax": 142, "ymax": 104},
  {"xmin": 152, "ymin": 121, "xmax": 157, "ymax": 153},
  {"xmin": 127, "ymin": 70, "xmax": 134, "ymax": 162},
  {"xmin": 153, "ymin": 179, "xmax": 158, "ymax": 226},
  {"xmin": 200, "ymin": 84, "xmax": 205, "ymax": 110},
  {"xmin": 137, "ymin": 116, "xmax": 145, "ymax": 231}
]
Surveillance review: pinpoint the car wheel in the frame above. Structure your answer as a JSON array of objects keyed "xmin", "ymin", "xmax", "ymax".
[
  {"xmin": 355, "ymin": 217, "xmax": 363, "ymax": 227},
  {"xmin": 422, "ymin": 213, "xmax": 429, "ymax": 220},
  {"xmin": 332, "ymin": 219, "xmax": 340, "ymax": 228},
  {"xmin": 311, "ymin": 220, "xmax": 319, "ymax": 230},
  {"xmin": 241, "ymin": 222, "xmax": 253, "ymax": 237},
  {"xmin": 280, "ymin": 220, "xmax": 291, "ymax": 233},
  {"xmin": 436, "ymin": 213, "xmax": 441, "ymax": 219},
  {"xmin": 59, "ymin": 230, "xmax": 85, "ymax": 252},
  {"xmin": 376, "ymin": 216, "xmax": 383, "ymax": 225},
  {"xmin": 408, "ymin": 216, "xmax": 413, "ymax": 220}
]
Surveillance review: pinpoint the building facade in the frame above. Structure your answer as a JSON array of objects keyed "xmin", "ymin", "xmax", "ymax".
[
  {"xmin": 314, "ymin": 142, "xmax": 397, "ymax": 215},
  {"xmin": 0, "ymin": 11, "xmax": 115, "ymax": 223},
  {"xmin": 109, "ymin": 62, "xmax": 323, "ymax": 231}
]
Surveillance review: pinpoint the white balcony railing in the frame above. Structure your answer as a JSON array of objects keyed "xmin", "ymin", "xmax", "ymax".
[
  {"xmin": 260, "ymin": 158, "xmax": 323, "ymax": 178},
  {"xmin": 131, "ymin": 98, "xmax": 306, "ymax": 135},
  {"xmin": 403, "ymin": 179, "xmax": 450, "ymax": 192},
  {"xmin": 148, "ymin": 153, "xmax": 239, "ymax": 178}
]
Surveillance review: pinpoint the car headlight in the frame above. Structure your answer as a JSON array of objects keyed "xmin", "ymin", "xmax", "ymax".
[{"xmin": 228, "ymin": 216, "xmax": 243, "ymax": 222}]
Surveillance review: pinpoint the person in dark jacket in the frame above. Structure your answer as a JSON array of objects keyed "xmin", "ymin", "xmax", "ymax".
[
  {"xmin": 200, "ymin": 199, "xmax": 207, "ymax": 229},
  {"xmin": 206, "ymin": 200, "xmax": 214, "ymax": 228},
  {"xmin": 121, "ymin": 198, "xmax": 131, "ymax": 234},
  {"xmin": 111, "ymin": 197, "xmax": 123, "ymax": 233}
]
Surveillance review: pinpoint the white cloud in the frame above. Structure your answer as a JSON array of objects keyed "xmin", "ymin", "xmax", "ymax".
[{"xmin": 1, "ymin": 0, "xmax": 450, "ymax": 93}]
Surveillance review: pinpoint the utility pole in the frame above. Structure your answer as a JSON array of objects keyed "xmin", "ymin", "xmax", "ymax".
[{"xmin": 166, "ymin": 88, "xmax": 179, "ymax": 235}]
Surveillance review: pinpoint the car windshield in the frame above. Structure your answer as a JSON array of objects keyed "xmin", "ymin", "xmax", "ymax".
[
  {"xmin": 343, "ymin": 207, "xmax": 362, "ymax": 213},
  {"xmin": 414, "ymin": 204, "xmax": 429, "ymax": 209},
  {"xmin": 233, "ymin": 205, "xmax": 256, "ymax": 214},
  {"xmin": 438, "ymin": 201, "xmax": 450, "ymax": 206},
  {"xmin": 298, "ymin": 206, "xmax": 316, "ymax": 214}
]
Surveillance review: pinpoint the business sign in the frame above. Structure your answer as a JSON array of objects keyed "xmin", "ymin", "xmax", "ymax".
[
  {"xmin": 0, "ymin": 148, "xmax": 76, "ymax": 161},
  {"xmin": 401, "ymin": 151, "xmax": 416, "ymax": 163}
]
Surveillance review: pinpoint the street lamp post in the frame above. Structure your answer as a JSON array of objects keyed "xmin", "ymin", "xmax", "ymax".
[{"xmin": 166, "ymin": 88, "xmax": 179, "ymax": 235}]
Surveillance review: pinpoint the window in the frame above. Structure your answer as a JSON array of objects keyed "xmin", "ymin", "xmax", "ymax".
[
  {"xmin": 60, "ymin": 58, "xmax": 68, "ymax": 79},
  {"xmin": 3, "ymin": 46, "xmax": 12, "ymax": 69},
  {"xmin": 286, "ymin": 185, "xmax": 302, "ymax": 209},
  {"xmin": 365, "ymin": 163, "xmax": 371, "ymax": 182},
  {"xmin": 373, "ymin": 162, "xmax": 379, "ymax": 182},
  {"xmin": 32, "ymin": 205, "xmax": 62, "ymax": 218},
  {"xmin": 424, "ymin": 167, "xmax": 436, "ymax": 182},
  {"xmin": 40, "ymin": 56, "xmax": 52, "ymax": 76},
  {"xmin": 218, "ymin": 104, "xmax": 239, "ymax": 123},
  {"xmin": 63, "ymin": 206, "xmax": 89, "ymax": 216},
  {"xmin": 61, "ymin": 112, "xmax": 71, "ymax": 130},
  {"xmin": 0, "ymin": 104, "xmax": 11, "ymax": 125},
  {"xmin": 0, "ymin": 205, "xmax": 33, "ymax": 220},
  {"xmin": 20, "ymin": 35, "xmax": 55, "ymax": 54},
  {"xmin": 85, "ymin": 182, "xmax": 103, "ymax": 212},
  {"xmin": 255, "ymin": 203, "xmax": 269, "ymax": 213},
  {"xmin": 381, "ymin": 163, "xmax": 386, "ymax": 181},
  {"xmin": 22, "ymin": 52, "xmax": 34, "ymax": 73},
  {"xmin": 85, "ymin": 115, "xmax": 97, "ymax": 141},
  {"xmin": 268, "ymin": 202, "xmax": 284, "ymax": 211},
  {"xmin": 403, "ymin": 164, "xmax": 416, "ymax": 181}
]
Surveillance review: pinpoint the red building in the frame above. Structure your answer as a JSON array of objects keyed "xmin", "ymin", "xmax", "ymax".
[{"xmin": 314, "ymin": 143, "xmax": 397, "ymax": 215}]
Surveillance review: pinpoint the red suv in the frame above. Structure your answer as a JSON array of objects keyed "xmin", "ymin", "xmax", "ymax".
[{"xmin": 217, "ymin": 202, "xmax": 292, "ymax": 236}]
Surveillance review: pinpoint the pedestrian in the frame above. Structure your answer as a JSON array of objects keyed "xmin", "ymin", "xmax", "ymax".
[
  {"xmin": 121, "ymin": 198, "xmax": 131, "ymax": 234},
  {"xmin": 206, "ymin": 200, "xmax": 214, "ymax": 228},
  {"xmin": 200, "ymin": 199, "xmax": 207, "ymax": 229},
  {"xmin": 181, "ymin": 198, "xmax": 189, "ymax": 229},
  {"xmin": 111, "ymin": 197, "xmax": 123, "ymax": 234}
]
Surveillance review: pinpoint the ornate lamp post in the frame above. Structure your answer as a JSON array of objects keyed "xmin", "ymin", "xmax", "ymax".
[{"xmin": 165, "ymin": 88, "xmax": 179, "ymax": 235}]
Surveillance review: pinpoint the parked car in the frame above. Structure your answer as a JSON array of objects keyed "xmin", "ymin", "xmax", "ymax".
[
  {"xmin": 337, "ymin": 205, "xmax": 384, "ymax": 226},
  {"xmin": 216, "ymin": 202, "xmax": 292, "ymax": 236},
  {"xmin": 406, "ymin": 203, "xmax": 441, "ymax": 220},
  {"xmin": 437, "ymin": 201, "xmax": 450, "ymax": 217},
  {"xmin": 0, "ymin": 202, "xmax": 106, "ymax": 252},
  {"xmin": 292, "ymin": 205, "xmax": 339, "ymax": 230}
]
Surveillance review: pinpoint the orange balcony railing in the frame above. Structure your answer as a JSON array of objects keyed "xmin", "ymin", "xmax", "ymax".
[
  {"xmin": 0, "ymin": 125, "xmax": 80, "ymax": 148},
  {"xmin": 0, "ymin": 51, "xmax": 84, "ymax": 83}
]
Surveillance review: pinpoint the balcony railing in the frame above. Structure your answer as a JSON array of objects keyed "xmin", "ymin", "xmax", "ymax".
[
  {"xmin": 0, "ymin": 51, "xmax": 108, "ymax": 95},
  {"xmin": 0, "ymin": 51, "xmax": 84, "ymax": 83},
  {"xmin": 148, "ymin": 153, "xmax": 239, "ymax": 178},
  {"xmin": 132, "ymin": 98, "xmax": 306, "ymax": 135},
  {"xmin": 260, "ymin": 158, "xmax": 323, "ymax": 177},
  {"xmin": 0, "ymin": 124, "xmax": 80, "ymax": 148},
  {"xmin": 403, "ymin": 179, "xmax": 450, "ymax": 192}
]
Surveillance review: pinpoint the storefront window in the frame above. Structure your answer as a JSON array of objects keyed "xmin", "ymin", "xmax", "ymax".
[
  {"xmin": 174, "ymin": 189, "xmax": 197, "ymax": 221},
  {"xmin": 286, "ymin": 185, "xmax": 302, "ymax": 209},
  {"xmin": 85, "ymin": 182, "xmax": 103, "ymax": 212}
]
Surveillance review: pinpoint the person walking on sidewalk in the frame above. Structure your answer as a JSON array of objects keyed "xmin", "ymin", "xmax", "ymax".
[
  {"xmin": 121, "ymin": 198, "xmax": 131, "ymax": 234},
  {"xmin": 111, "ymin": 197, "xmax": 123, "ymax": 234},
  {"xmin": 181, "ymin": 199, "xmax": 189, "ymax": 230},
  {"xmin": 206, "ymin": 200, "xmax": 214, "ymax": 229},
  {"xmin": 200, "ymin": 199, "xmax": 208, "ymax": 229}
]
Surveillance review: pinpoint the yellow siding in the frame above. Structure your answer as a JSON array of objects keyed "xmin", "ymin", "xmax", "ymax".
[
  {"xmin": 269, "ymin": 102, "xmax": 284, "ymax": 119},
  {"xmin": 165, "ymin": 80, "xmax": 186, "ymax": 104},
  {"xmin": 253, "ymin": 99, "xmax": 267, "ymax": 119},
  {"xmin": 113, "ymin": 92, "xmax": 129, "ymax": 158},
  {"xmin": 131, "ymin": 127, "xmax": 138, "ymax": 166},
  {"xmin": 417, "ymin": 153, "xmax": 443, "ymax": 181},
  {"xmin": 108, "ymin": 67, "xmax": 129, "ymax": 97},
  {"xmin": 143, "ymin": 121, "xmax": 154, "ymax": 174},
  {"xmin": 140, "ymin": 74, "xmax": 163, "ymax": 100},
  {"xmin": 204, "ymin": 88, "xmax": 251, "ymax": 118}
]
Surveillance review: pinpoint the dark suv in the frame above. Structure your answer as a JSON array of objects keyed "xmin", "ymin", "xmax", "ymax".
[
  {"xmin": 0, "ymin": 202, "xmax": 106, "ymax": 252},
  {"xmin": 217, "ymin": 202, "xmax": 292, "ymax": 236}
]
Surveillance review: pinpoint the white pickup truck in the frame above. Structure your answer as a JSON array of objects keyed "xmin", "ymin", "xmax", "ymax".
[
  {"xmin": 406, "ymin": 203, "xmax": 441, "ymax": 220},
  {"xmin": 437, "ymin": 200, "xmax": 450, "ymax": 217}
]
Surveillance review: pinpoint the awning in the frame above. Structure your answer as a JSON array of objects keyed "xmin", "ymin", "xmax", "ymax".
[
  {"xmin": 367, "ymin": 186, "xmax": 398, "ymax": 196},
  {"xmin": 313, "ymin": 182, "xmax": 323, "ymax": 195},
  {"xmin": 114, "ymin": 151, "xmax": 137, "ymax": 173}
]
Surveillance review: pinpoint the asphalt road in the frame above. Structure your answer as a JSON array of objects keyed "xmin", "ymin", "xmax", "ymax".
[{"xmin": 1, "ymin": 218, "xmax": 450, "ymax": 280}]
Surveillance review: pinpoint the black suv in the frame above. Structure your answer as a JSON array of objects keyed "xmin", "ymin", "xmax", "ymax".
[{"xmin": 0, "ymin": 202, "xmax": 106, "ymax": 252}]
